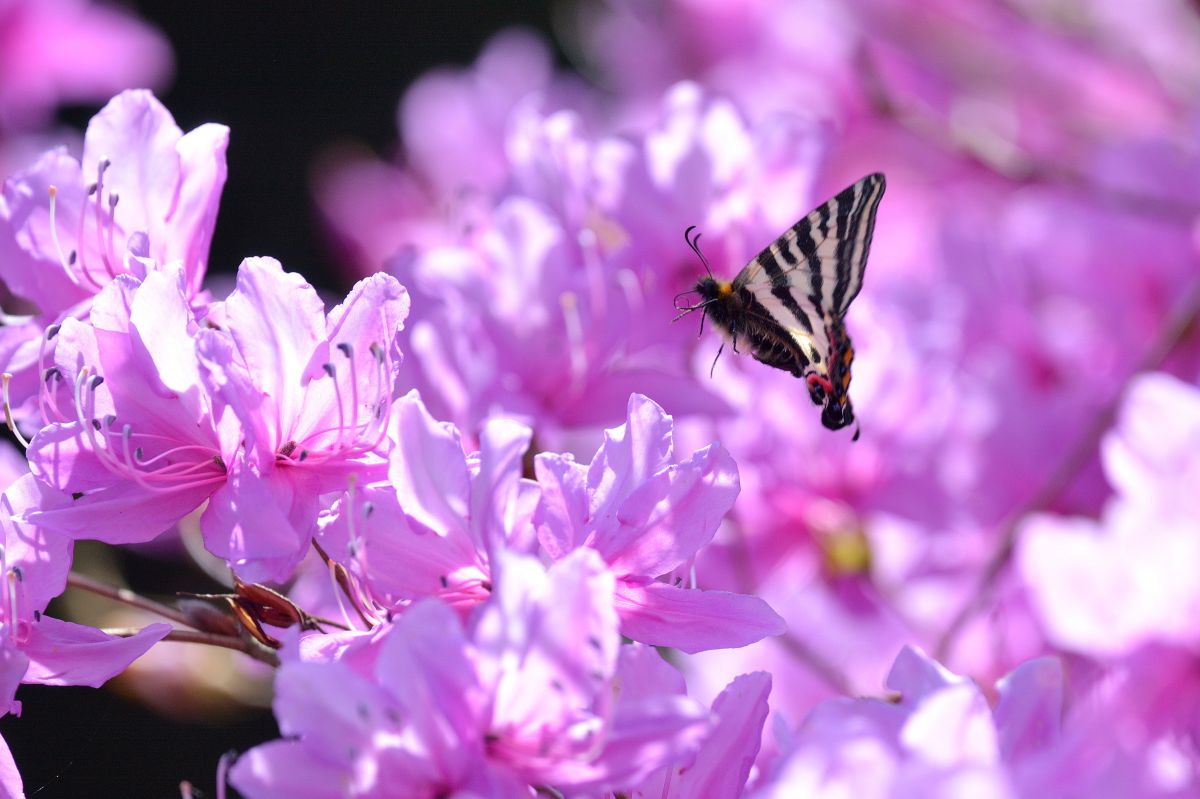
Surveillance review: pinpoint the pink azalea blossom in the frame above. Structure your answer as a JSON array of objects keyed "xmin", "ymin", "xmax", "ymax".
[
  {"xmin": 231, "ymin": 550, "xmax": 709, "ymax": 797},
  {"xmin": 626, "ymin": 667, "xmax": 773, "ymax": 798},
  {"xmin": 1018, "ymin": 372, "xmax": 1200, "ymax": 658},
  {"xmin": 753, "ymin": 645, "xmax": 1200, "ymax": 797},
  {"xmin": 0, "ymin": 89, "xmax": 227, "ymax": 423},
  {"xmin": 24, "ymin": 257, "xmax": 408, "ymax": 581},
  {"xmin": 317, "ymin": 388, "xmax": 537, "ymax": 615},
  {"xmin": 197, "ymin": 257, "xmax": 409, "ymax": 579},
  {"xmin": 314, "ymin": 28, "xmax": 591, "ymax": 278},
  {"xmin": 535, "ymin": 393, "xmax": 784, "ymax": 652}
]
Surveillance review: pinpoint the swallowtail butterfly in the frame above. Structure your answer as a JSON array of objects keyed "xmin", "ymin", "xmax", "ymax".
[{"xmin": 677, "ymin": 173, "xmax": 885, "ymax": 438}]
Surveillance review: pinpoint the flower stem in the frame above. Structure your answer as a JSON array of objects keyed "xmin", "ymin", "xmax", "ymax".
[
  {"xmin": 68, "ymin": 571, "xmax": 193, "ymax": 628},
  {"xmin": 101, "ymin": 626, "xmax": 280, "ymax": 667}
]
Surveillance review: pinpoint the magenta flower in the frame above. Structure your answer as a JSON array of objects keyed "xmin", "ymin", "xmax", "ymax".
[
  {"xmin": 535, "ymin": 393, "xmax": 784, "ymax": 652},
  {"xmin": 0, "ymin": 0, "xmax": 171, "ymax": 132},
  {"xmin": 314, "ymin": 28, "xmax": 589, "ymax": 278},
  {"xmin": 752, "ymin": 646, "xmax": 1065, "ymax": 798},
  {"xmin": 0, "ymin": 89, "xmax": 227, "ymax": 422},
  {"xmin": 318, "ymin": 389, "xmax": 535, "ymax": 615},
  {"xmin": 627, "ymin": 669, "xmax": 772, "ymax": 798},
  {"xmin": 232, "ymin": 550, "xmax": 709, "ymax": 797},
  {"xmin": 197, "ymin": 257, "xmax": 409, "ymax": 579},
  {"xmin": 25, "ymin": 266, "xmax": 232, "ymax": 543},
  {"xmin": 1019, "ymin": 372, "xmax": 1200, "ymax": 657},
  {"xmin": 25, "ymin": 257, "xmax": 408, "ymax": 581}
]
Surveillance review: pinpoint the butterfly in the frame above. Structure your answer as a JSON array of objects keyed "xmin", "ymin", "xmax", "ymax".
[{"xmin": 676, "ymin": 173, "xmax": 886, "ymax": 439}]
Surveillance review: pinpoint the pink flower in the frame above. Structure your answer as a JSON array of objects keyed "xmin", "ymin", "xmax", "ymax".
[
  {"xmin": 197, "ymin": 257, "xmax": 409, "ymax": 579},
  {"xmin": 231, "ymin": 550, "xmax": 709, "ymax": 797},
  {"xmin": 0, "ymin": 89, "xmax": 227, "ymax": 423},
  {"xmin": 318, "ymin": 389, "xmax": 536, "ymax": 615},
  {"xmin": 627, "ymin": 668, "xmax": 773, "ymax": 798},
  {"xmin": 314, "ymin": 28, "xmax": 590, "ymax": 278},
  {"xmin": 752, "ymin": 646, "xmax": 1060, "ymax": 797},
  {"xmin": 25, "ymin": 257, "xmax": 408, "ymax": 581},
  {"xmin": 535, "ymin": 393, "xmax": 785, "ymax": 652},
  {"xmin": 0, "ymin": 0, "xmax": 172, "ymax": 132},
  {"xmin": 1019, "ymin": 372, "xmax": 1200, "ymax": 657},
  {"xmin": 25, "ymin": 266, "xmax": 233, "ymax": 544}
]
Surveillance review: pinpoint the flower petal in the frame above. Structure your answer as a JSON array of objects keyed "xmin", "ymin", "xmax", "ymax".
[
  {"xmin": 386, "ymin": 391, "xmax": 470, "ymax": 539},
  {"xmin": 200, "ymin": 457, "xmax": 308, "ymax": 581},
  {"xmin": 601, "ymin": 441, "xmax": 739, "ymax": 575},
  {"xmin": 614, "ymin": 580, "xmax": 785, "ymax": 653},
  {"xmin": 21, "ymin": 616, "xmax": 170, "ymax": 687},
  {"xmin": 222, "ymin": 257, "xmax": 326, "ymax": 447},
  {"xmin": 532, "ymin": 451, "xmax": 589, "ymax": 559}
]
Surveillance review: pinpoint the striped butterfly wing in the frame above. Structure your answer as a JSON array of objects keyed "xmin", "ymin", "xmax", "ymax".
[{"xmin": 735, "ymin": 173, "xmax": 886, "ymax": 367}]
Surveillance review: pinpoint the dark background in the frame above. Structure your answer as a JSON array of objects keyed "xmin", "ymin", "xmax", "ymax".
[{"xmin": 2, "ymin": 3, "xmax": 562, "ymax": 796}]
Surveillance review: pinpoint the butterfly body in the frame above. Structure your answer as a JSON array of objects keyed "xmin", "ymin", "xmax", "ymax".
[{"xmin": 685, "ymin": 173, "xmax": 886, "ymax": 434}]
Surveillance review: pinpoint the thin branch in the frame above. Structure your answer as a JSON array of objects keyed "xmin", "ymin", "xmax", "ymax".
[
  {"xmin": 775, "ymin": 629, "xmax": 853, "ymax": 695},
  {"xmin": 724, "ymin": 520, "xmax": 853, "ymax": 695},
  {"xmin": 935, "ymin": 278, "xmax": 1200, "ymax": 659},
  {"xmin": 68, "ymin": 571, "xmax": 192, "ymax": 628},
  {"xmin": 101, "ymin": 626, "xmax": 280, "ymax": 668}
]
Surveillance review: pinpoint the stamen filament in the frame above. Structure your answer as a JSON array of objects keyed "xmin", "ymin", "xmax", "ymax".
[{"xmin": 1, "ymin": 374, "xmax": 30, "ymax": 449}]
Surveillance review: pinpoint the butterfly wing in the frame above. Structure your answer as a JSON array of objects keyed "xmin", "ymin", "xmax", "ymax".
[{"xmin": 736, "ymin": 173, "xmax": 886, "ymax": 332}]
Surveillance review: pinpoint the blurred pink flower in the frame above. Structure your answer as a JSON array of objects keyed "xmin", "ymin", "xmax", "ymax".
[
  {"xmin": 1019, "ymin": 372, "xmax": 1200, "ymax": 657},
  {"xmin": 0, "ymin": 0, "xmax": 172, "ymax": 133},
  {"xmin": 314, "ymin": 29, "xmax": 590, "ymax": 278}
]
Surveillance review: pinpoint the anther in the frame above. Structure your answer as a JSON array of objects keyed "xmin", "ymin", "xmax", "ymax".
[
  {"xmin": 369, "ymin": 342, "xmax": 384, "ymax": 363},
  {"xmin": 45, "ymin": 324, "xmax": 60, "ymax": 340},
  {"xmin": 67, "ymin": 250, "xmax": 77, "ymax": 265},
  {"xmin": 362, "ymin": 502, "xmax": 375, "ymax": 519},
  {"xmin": 322, "ymin": 363, "xmax": 335, "ymax": 378},
  {"xmin": 108, "ymin": 192, "xmax": 119, "ymax": 209},
  {"xmin": 87, "ymin": 183, "xmax": 98, "ymax": 196},
  {"xmin": 89, "ymin": 375, "xmax": 105, "ymax": 390},
  {"xmin": 337, "ymin": 342, "xmax": 353, "ymax": 358}
]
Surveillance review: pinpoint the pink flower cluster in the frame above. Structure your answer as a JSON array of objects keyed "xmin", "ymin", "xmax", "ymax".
[{"xmin": 0, "ymin": 1, "xmax": 1199, "ymax": 797}]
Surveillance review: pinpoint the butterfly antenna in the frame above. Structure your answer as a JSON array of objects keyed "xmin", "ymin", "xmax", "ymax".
[{"xmin": 684, "ymin": 225, "xmax": 714, "ymax": 279}]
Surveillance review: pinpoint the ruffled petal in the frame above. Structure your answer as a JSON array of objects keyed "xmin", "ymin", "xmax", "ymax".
[
  {"xmin": 601, "ymin": 441, "xmax": 739, "ymax": 575},
  {"xmin": 222, "ymin": 257, "xmax": 326, "ymax": 448}
]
